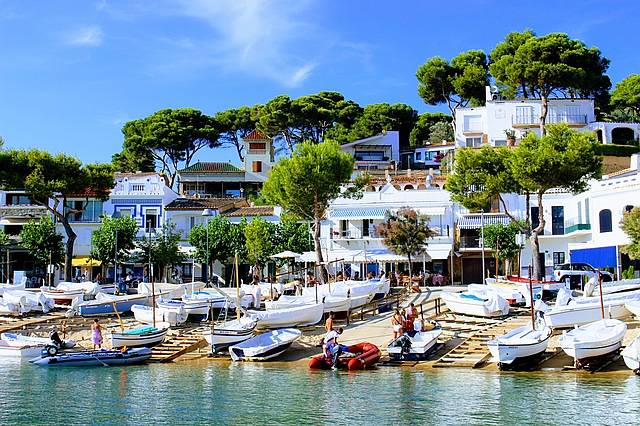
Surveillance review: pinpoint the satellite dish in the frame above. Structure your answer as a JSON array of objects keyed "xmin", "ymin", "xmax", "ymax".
[{"xmin": 490, "ymin": 85, "xmax": 499, "ymax": 94}]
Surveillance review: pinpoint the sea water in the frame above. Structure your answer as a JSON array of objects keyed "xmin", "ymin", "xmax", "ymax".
[{"xmin": 1, "ymin": 361, "xmax": 639, "ymax": 425}]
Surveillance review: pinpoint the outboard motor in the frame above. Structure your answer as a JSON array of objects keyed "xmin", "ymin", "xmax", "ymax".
[{"xmin": 399, "ymin": 335, "xmax": 412, "ymax": 357}]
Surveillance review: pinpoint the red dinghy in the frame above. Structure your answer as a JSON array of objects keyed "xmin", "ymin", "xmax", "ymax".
[{"xmin": 309, "ymin": 342, "xmax": 381, "ymax": 370}]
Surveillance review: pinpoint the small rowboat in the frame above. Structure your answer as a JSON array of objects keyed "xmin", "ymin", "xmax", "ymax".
[
  {"xmin": 229, "ymin": 328, "xmax": 301, "ymax": 361},
  {"xmin": 110, "ymin": 324, "xmax": 169, "ymax": 348},
  {"xmin": 30, "ymin": 348, "xmax": 152, "ymax": 367},
  {"xmin": 308, "ymin": 342, "xmax": 381, "ymax": 370},
  {"xmin": 622, "ymin": 336, "xmax": 640, "ymax": 373},
  {"xmin": 487, "ymin": 325, "xmax": 552, "ymax": 366},
  {"xmin": 203, "ymin": 317, "xmax": 256, "ymax": 353},
  {"xmin": 559, "ymin": 318, "xmax": 627, "ymax": 368},
  {"xmin": 440, "ymin": 291, "xmax": 510, "ymax": 317}
]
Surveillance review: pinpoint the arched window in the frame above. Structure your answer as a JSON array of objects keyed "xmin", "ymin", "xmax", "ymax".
[{"xmin": 599, "ymin": 209, "xmax": 612, "ymax": 233}]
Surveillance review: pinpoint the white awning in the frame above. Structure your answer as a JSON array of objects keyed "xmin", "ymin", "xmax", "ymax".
[
  {"xmin": 457, "ymin": 214, "xmax": 511, "ymax": 229},
  {"xmin": 330, "ymin": 207, "xmax": 388, "ymax": 220},
  {"xmin": 415, "ymin": 207, "xmax": 447, "ymax": 217},
  {"xmin": 426, "ymin": 247, "xmax": 451, "ymax": 260}
]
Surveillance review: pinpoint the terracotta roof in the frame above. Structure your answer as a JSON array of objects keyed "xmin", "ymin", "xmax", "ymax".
[
  {"xmin": 179, "ymin": 162, "xmax": 244, "ymax": 173},
  {"xmin": 244, "ymin": 129, "xmax": 269, "ymax": 141},
  {"xmin": 223, "ymin": 206, "xmax": 275, "ymax": 217},
  {"xmin": 165, "ymin": 198, "xmax": 248, "ymax": 211},
  {"xmin": 368, "ymin": 172, "xmax": 447, "ymax": 185},
  {"xmin": 64, "ymin": 188, "xmax": 112, "ymax": 198}
]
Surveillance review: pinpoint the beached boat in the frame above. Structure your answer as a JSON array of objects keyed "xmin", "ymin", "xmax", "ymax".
[
  {"xmin": 0, "ymin": 282, "xmax": 26, "ymax": 295},
  {"xmin": 308, "ymin": 342, "xmax": 381, "ymax": 370},
  {"xmin": 110, "ymin": 324, "xmax": 169, "ymax": 348},
  {"xmin": 229, "ymin": 328, "xmax": 301, "ymax": 361},
  {"xmin": 131, "ymin": 304, "xmax": 188, "ymax": 327},
  {"xmin": 182, "ymin": 290, "xmax": 253, "ymax": 311},
  {"xmin": 468, "ymin": 284, "xmax": 525, "ymax": 305},
  {"xmin": 248, "ymin": 303, "xmax": 323, "ymax": 328},
  {"xmin": 3, "ymin": 290, "xmax": 54, "ymax": 314},
  {"xmin": 40, "ymin": 286, "xmax": 86, "ymax": 305},
  {"xmin": 387, "ymin": 326, "xmax": 442, "ymax": 361},
  {"xmin": 30, "ymin": 347, "xmax": 152, "ymax": 367},
  {"xmin": 625, "ymin": 300, "xmax": 640, "ymax": 318},
  {"xmin": 621, "ymin": 336, "xmax": 640, "ymax": 373},
  {"xmin": 137, "ymin": 281, "xmax": 206, "ymax": 299},
  {"xmin": 582, "ymin": 277, "xmax": 640, "ymax": 297},
  {"xmin": 0, "ymin": 300, "xmax": 21, "ymax": 316},
  {"xmin": 486, "ymin": 278, "xmax": 544, "ymax": 307},
  {"xmin": 73, "ymin": 292, "xmax": 151, "ymax": 316},
  {"xmin": 203, "ymin": 317, "xmax": 257, "ymax": 353},
  {"xmin": 56, "ymin": 281, "xmax": 102, "ymax": 298},
  {"xmin": 487, "ymin": 325, "xmax": 552, "ymax": 366},
  {"xmin": 440, "ymin": 291, "xmax": 510, "ymax": 317},
  {"xmin": 559, "ymin": 319, "xmax": 627, "ymax": 367},
  {"xmin": 265, "ymin": 294, "xmax": 352, "ymax": 314},
  {"xmin": 0, "ymin": 331, "xmax": 75, "ymax": 360},
  {"xmin": 0, "ymin": 339, "xmax": 43, "ymax": 359}
]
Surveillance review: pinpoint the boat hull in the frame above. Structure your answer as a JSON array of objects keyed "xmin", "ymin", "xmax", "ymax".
[
  {"xmin": 487, "ymin": 326, "xmax": 552, "ymax": 365},
  {"xmin": 543, "ymin": 302, "xmax": 631, "ymax": 329},
  {"xmin": 440, "ymin": 292, "xmax": 509, "ymax": 317},
  {"xmin": 622, "ymin": 336, "xmax": 640, "ymax": 372},
  {"xmin": 203, "ymin": 320, "xmax": 256, "ymax": 353},
  {"xmin": 559, "ymin": 319, "xmax": 627, "ymax": 367},
  {"xmin": 229, "ymin": 329, "xmax": 301, "ymax": 361},
  {"xmin": 0, "ymin": 342, "xmax": 43, "ymax": 359},
  {"xmin": 110, "ymin": 327, "xmax": 168, "ymax": 348},
  {"xmin": 387, "ymin": 329, "xmax": 442, "ymax": 361},
  {"xmin": 78, "ymin": 296, "xmax": 150, "ymax": 316},
  {"xmin": 30, "ymin": 348, "xmax": 152, "ymax": 367},
  {"xmin": 308, "ymin": 342, "xmax": 381, "ymax": 370}
]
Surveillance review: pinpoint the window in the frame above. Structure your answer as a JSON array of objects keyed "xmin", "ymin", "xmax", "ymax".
[
  {"xmin": 144, "ymin": 209, "xmax": 159, "ymax": 230},
  {"xmin": 585, "ymin": 199, "xmax": 590, "ymax": 224},
  {"xmin": 515, "ymin": 106, "xmax": 534, "ymax": 125},
  {"xmin": 362, "ymin": 219, "xmax": 372, "ymax": 237},
  {"xmin": 577, "ymin": 201, "xmax": 582, "ymax": 224},
  {"xmin": 6, "ymin": 194, "xmax": 32, "ymax": 205},
  {"xmin": 189, "ymin": 216, "xmax": 196, "ymax": 230},
  {"xmin": 531, "ymin": 206, "xmax": 541, "ymax": 234},
  {"xmin": 465, "ymin": 137, "xmax": 482, "ymax": 148},
  {"xmin": 551, "ymin": 206, "xmax": 564, "ymax": 235},
  {"xmin": 118, "ymin": 208, "xmax": 133, "ymax": 218},
  {"xmin": 249, "ymin": 142, "xmax": 266, "ymax": 151},
  {"xmin": 66, "ymin": 200, "xmax": 104, "ymax": 223},
  {"xmin": 354, "ymin": 151, "xmax": 385, "ymax": 161},
  {"xmin": 553, "ymin": 252, "xmax": 565, "ymax": 266},
  {"xmin": 131, "ymin": 184, "xmax": 145, "ymax": 192},
  {"xmin": 494, "ymin": 139, "xmax": 507, "ymax": 147},
  {"xmin": 415, "ymin": 152, "xmax": 422, "ymax": 161},
  {"xmin": 252, "ymin": 161, "xmax": 262, "ymax": 173},
  {"xmin": 339, "ymin": 220, "xmax": 348, "ymax": 237},
  {"xmin": 463, "ymin": 115, "xmax": 482, "ymax": 132},
  {"xmin": 599, "ymin": 209, "xmax": 612, "ymax": 233}
]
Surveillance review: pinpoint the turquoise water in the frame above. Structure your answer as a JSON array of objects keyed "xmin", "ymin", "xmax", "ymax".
[{"xmin": 1, "ymin": 361, "xmax": 639, "ymax": 425}]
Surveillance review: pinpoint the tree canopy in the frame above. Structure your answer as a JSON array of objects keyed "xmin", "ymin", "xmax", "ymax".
[
  {"xmin": 610, "ymin": 74, "xmax": 640, "ymax": 122},
  {"xmin": 215, "ymin": 106, "xmax": 261, "ymax": 162},
  {"xmin": 91, "ymin": 216, "xmax": 139, "ymax": 279},
  {"xmin": 137, "ymin": 221, "xmax": 186, "ymax": 281},
  {"xmin": 409, "ymin": 112, "xmax": 452, "ymax": 147},
  {"xmin": 244, "ymin": 218, "xmax": 276, "ymax": 279},
  {"xmin": 19, "ymin": 216, "xmax": 65, "ymax": 269},
  {"xmin": 188, "ymin": 215, "xmax": 246, "ymax": 278},
  {"xmin": 621, "ymin": 207, "xmax": 640, "ymax": 260}
]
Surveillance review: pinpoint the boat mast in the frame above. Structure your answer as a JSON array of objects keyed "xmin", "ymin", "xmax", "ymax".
[
  {"xmin": 235, "ymin": 252, "xmax": 241, "ymax": 320},
  {"xmin": 528, "ymin": 265, "xmax": 535, "ymax": 331},
  {"xmin": 598, "ymin": 271, "xmax": 605, "ymax": 320}
]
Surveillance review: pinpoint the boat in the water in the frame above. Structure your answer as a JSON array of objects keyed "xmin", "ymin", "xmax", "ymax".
[
  {"xmin": 487, "ymin": 325, "xmax": 552, "ymax": 366},
  {"xmin": 559, "ymin": 319, "xmax": 627, "ymax": 368},
  {"xmin": 440, "ymin": 290, "xmax": 510, "ymax": 317},
  {"xmin": 30, "ymin": 347, "xmax": 152, "ymax": 367},
  {"xmin": 387, "ymin": 324, "xmax": 442, "ymax": 361},
  {"xmin": 73, "ymin": 292, "xmax": 151, "ymax": 316},
  {"xmin": 0, "ymin": 339, "xmax": 43, "ymax": 359},
  {"xmin": 203, "ymin": 317, "xmax": 257, "ymax": 353},
  {"xmin": 308, "ymin": 342, "xmax": 381, "ymax": 370},
  {"xmin": 248, "ymin": 303, "xmax": 323, "ymax": 328},
  {"xmin": 110, "ymin": 324, "xmax": 169, "ymax": 348},
  {"xmin": 131, "ymin": 304, "xmax": 187, "ymax": 327},
  {"xmin": 621, "ymin": 336, "xmax": 640, "ymax": 374},
  {"xmin": 229, "ymin": 328, "xmax": 301, "ymax": 361}
]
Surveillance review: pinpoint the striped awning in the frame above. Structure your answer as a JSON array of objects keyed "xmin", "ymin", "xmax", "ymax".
[
  {"xmin": 330, "ymin": 207, "xmax": 388, "ymax": 220},
  {"xmin": 457, "ymin": 214, "xmax": 511, "ymax": 229}
]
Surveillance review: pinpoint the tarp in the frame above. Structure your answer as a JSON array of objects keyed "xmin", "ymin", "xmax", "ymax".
[{"xmin": 569, "ymin": 246, "xmax": 617, "ymax": 268}]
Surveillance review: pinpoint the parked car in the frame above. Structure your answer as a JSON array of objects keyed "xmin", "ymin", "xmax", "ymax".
[{"xmin": 553, "ymin": 263, "xmax": 614, "ymax": 290}]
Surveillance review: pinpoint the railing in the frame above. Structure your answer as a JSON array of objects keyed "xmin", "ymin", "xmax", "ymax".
[
  {"xmin": 513, "ymin": 114, "xmax": 588, "ymax": 126},
  {"xmin": 564, "ymin": 222, "xmax": 591, "ymax": 234}
]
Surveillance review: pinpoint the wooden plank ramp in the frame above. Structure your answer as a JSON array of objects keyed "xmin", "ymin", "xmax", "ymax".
[
  {"xmin": 0, "ymin": 312, "xmax": 69, "ymax": 334},
  {"xmin": 432, "ymin": 314, "xmax": 530, "ymax": 368},
  {"xmin": 150, "ymin": 326, "xmax": 208, "ymax": 363}
]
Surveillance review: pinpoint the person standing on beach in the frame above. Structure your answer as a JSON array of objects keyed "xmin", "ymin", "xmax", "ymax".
[
  {"xmin": 91, "ymin": 319, "xmax": 103, "ymax": 350},
  {"xmin": 325, "ymin": 312, "xmax": 335, "ymax": 332}
]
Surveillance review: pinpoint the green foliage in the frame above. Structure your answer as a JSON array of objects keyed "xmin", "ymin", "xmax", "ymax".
[
  {"xmin": 215, "ymin": 106, "xmax": 261, "ymax": 162},
  {"xmin": 137, "ymin": 221, "xmax": 186, "ymax": 280},
  {"xmin": 409, "ymin": 112, "xmax": 451, "ymax": 147},
  {"xmin": 91, "ymin": 216, "xmax": 139, "ymax": 266},
  {"xmin": 426, "ymin": 122, "xmax": 454, "ymax": 145},
  {"xmin": 188, "ymin": 215, "xmax": 241, "ymax": 266},
  {"xmin": 610, "ymin": 74, "xmax": 640, "ymax": 119},
  {"xmin": 19, "ymin": 216, "xmax": 65, "ymax": 267},
  {"xmin": 244, "ymin": 218, "xmax": 276, "ymax": 274},
  {"xmin": 482, "ymin": 221, "xmax": 525, "ymax": 261},
  {"xmin": 274, "ymin": 218, "xmax": 313, "ymax": 255},
  {"xmin": 488, "ymin": 30, "xmax": 537, "ymax": 98},
  {"xmin": 622, "ymin": 266, "xmax": 636, "ymax": 280},
  {"xmin": 621, "ymin": 208, "xmax": 640, "ymax": 260},
  {"xmin": 0, "ymin": 229, "xmax": 8, "ymax": 247},
  {"xmin": 113, "ymin": 108, "xmax": 220, "ymax": 188},
  {"xmin": 595, "ymin": 144, "xmax": 640, "ymax": 157}
]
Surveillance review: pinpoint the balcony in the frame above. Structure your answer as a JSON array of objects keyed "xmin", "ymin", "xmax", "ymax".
[
  {"xmin": 565, "ymin": 222, "xmax": 591, "ymax": 235},
  {"xmin": 513, "ymin": 114, "xmax": 588, "ymax": 128}
]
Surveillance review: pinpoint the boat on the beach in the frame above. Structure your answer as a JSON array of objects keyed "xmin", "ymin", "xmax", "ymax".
[
  {"xmin": 621, "ymin": 336, "xmax": 640, "ymax": 373},
  {"xmin": 440, "ymin": 290, "xmax": 510, "ymax": 317},
  {"xmin": 2, "ymin": 290, "xmax": 54, "ymax": 314},
  {"xmin": 248, "ymin": 303, "xmax": 323, "ymax": 328},
  {"xmin": 131, "ymin": 304, "xmax": 187, "ymax": 327},
  {"xmin": 137, "ymin": 281, "xmax": 206, "ymax": 299},
  {"xmin": 229, "ymin": 328, "xmax": 301, "ymax": 361},
  {"xmin": 468, "ymin": 284, "xmax": 525, "ymax": 305},
  {"xmin": 265, "ymin": 294, "xmax": 352, "ymax": 314},
  {"xmin": 582, "ymin": 277, "xmax": 640, "ymax": 297},
  {"xmin": 0, "ymin": 281, "xmax": 26, "ymax": 295},
  {"xmin": 559, "ymin": 319, "xmax": 627, "ymax": 368},
  {"xmin": 487, "ymin": 325, "xmax": 552, "ymax": 366},
  {"xmin": 308, "ymin": 342, "xmax": 381, "ymax": 370},
  {"xmin": 0, "ymin": 332, "xmax": 75, "ymax": 360},
  {"xmin": 387, "ymin": 326, "xmax": 442, "ymax": 361},
  {"xmin": 73, "ymin": 292, "xmax": 151, "ymax": 316},
  {"xmin": 40, "ymin": 286, "xmax": 86, "ymax": 305},
  {"xmin": 30, "ymin": 347, "xmax": 152, "ymax": 367},
  {"xmin": 203, "ymin": 317, "xmax": 257, "ymax": 353},
  {"xmin": 110, "ymin": 324, "xmax": 169, "ymax": 348},
  {"xmin": 625, "ymin": 300, "xmax": 640, "ymax": 318}
]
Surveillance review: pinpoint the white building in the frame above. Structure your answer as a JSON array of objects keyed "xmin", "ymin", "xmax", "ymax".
[{"xmin": 340, "ymin": 131, "xmax": 400, "ymax": 173}]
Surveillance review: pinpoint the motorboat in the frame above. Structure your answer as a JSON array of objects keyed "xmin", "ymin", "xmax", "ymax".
[
  {"xmin": 157, "ymin": 299, "xmax": 209, "ymax": 320},
  {"xmin": 582, "ymin": 277, "xmax": 640, "ymax": 297},
  {"xmin": 265, "ymin": 294, "xmax": 352, "ymax": 314},
  {"xmin": 40, "ymin": 286, "xmax": 86, "ymax": 305},
  {"xmin": 487, "ymin": 325, "xmax": 552, "ymax": 366},
  {"xmin": 486, "ymin": 277, "xmax": 544, "ymax": 307},
  {"xmin": 387, "ymin": 324, "xmax": 442, "ymax": 361},
  {"xmin": 559, "ymin": 319, "xmax": 627, "ymax": 368},
  {"xmin": 440, "ymin": 291, "xmax": 510, "ymax": 317},
  {"xmin": 248, "ymin": 303, "xmax": 323, "ymax": 329},
  {"xmin": 229, "ymin": 328, "xmax": 301, "ymax": 361},
  {"xmin": 0, "ymin": 332, "xmax": 75, "ymax": 360},
  {"xmin": 56, "ymin": 281, "xmax": 102, "ymax": 298},
  {"xmin": 73, "ymin": 292, "xmax": 151, "ymax": 316},
  {"xmin": 202, "ymin": 317, "xmax": 257, "ymax": 353},
  {"xmin": 30, "ymin": 347, "xmax": 152, "ymax": 367},
  {"xmin": 308, "ymin": 342, "xmax": 381, "ymax": 370},
  {"xmin": 131, "ymin": 304, "xmax": 187, "ymax": 327},
  {"xmin": 110, "ymin": 323, "xmax": 169, "ymax": 348},
  {"xmin": 3, "ymin": 290, "xmax": 54, "ymax": 314},
  {"xmin": 621, "ymin": 336, "xmax": 640, "ymax": 373}
]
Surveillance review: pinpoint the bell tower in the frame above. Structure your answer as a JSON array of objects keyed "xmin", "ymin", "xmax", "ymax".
[{"xmin": 243, "ymin": 129, "xmax": 273, "ymax": 179}]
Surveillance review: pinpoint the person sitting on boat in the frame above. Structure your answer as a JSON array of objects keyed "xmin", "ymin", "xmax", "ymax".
[
  {"xmin": 324, "ymin": 328, "xmax": 348, "ymax": 369},
  {"xmin": 91, "ymin": 319, "xmax": 103, "ymax": 350},
  {"xmin": 49, "ymin": 326, "xmax": 64, "ymax": 348},
  {"xmin": 391, "ymin": 309, "xmax": 404, "ymax": 339}
]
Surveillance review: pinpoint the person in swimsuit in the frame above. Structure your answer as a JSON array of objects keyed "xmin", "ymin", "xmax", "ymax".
[
  {"xmin": 391, "ymin": 309, "xmax": 403, "ymax": 339},
  {"xmin": 91, "ymin": 319, "xmax": 103, "ymax": 350}
]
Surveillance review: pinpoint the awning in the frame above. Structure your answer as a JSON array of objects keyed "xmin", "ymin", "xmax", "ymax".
[
  {"xmin": 415, "ymin": 207, "xmax": 446, "ymax": 217},
  {"xmin": 457, "ymin": 214, "xmax": 511, "ymax": 229},
  {"xmin": 570, "ymin": 246, "xmax": 617, "ymax": 268},
  {"xmin": 426, "ymin": 247, "xmax": 451, "ymax": 260},
  {"xmin": 72, "ymin": 256, "xmax": 101, "ymax": 267},
  {"xmin": 330, "ymin": 207, "xmax": 388, "ymax": 220}
]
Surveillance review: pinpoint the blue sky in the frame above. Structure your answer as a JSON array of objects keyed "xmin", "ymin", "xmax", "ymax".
[{"xmin": 1, "ymin": 0, "xmax": 639, "ymax": 166}]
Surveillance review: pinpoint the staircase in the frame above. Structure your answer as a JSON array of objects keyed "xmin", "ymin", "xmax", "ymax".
[{"xmin": 150, "ymin": 326, "xmax": 209, "ymax": 363}]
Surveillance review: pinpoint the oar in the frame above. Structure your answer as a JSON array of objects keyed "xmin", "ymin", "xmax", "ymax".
[{"xmin": 92, "ymin": 354, "xmax": 110, "ymax": 367}]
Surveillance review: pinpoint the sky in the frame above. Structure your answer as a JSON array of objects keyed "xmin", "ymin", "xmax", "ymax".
[{"xmin": 1, "ymin": 0, "xmax": 639, "ymax": 166}]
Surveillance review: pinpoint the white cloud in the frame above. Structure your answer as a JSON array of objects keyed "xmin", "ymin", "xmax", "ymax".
[{"xmin": 66, "ymin": 25, "xmax": 104, "ymax": 47}]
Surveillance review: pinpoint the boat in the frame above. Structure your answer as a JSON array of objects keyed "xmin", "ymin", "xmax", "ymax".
[
  {"xmin": 265, "ymin": 294, "xmax": 352, "ymax": 314},
  {"xmin": 109, "ymin": 323, "xmax": 169, "ymax": 348},
  {"xmin": 0, "ymin": 332, "xmax": 75, "ymax": 360},
  {"xmin": 30, "ymin": 347, "xmax": 152, "ymax": 367},
  {"xmin": 56, "ymin": 281, "xmax": 102, "ymax": 298},
  {"xmin": 625, "ymin": 300, "xmax": 640, "ymax": 318},
  {"xmin": 559, "ymin": 319, "xmax": 627, "ymax": 368},
  {"xmin": 137, "ymin": 281, "xmax": 206, "ymax": 299},
  {"xmin": 182, "ymin": 290, "xmax": 253, "ymax": 311},
  {"xmin": 0, "ymin": 300, "xmax": 21, "ymax": 316},
  {"xmin": 1, "ymin": 332, "xmax": 76, "ymax": 349},
  {"xmin": 440, "ymin": 291, "xmax": 510, "ymax": 317},
  {"xmin": 538, "ymin": 291, "xmax": 639, "ymax": 328},
  {"xmin": 486, "ymin": 277, "xmax": 544, "ymax": 307},
  {"xmin": 621, "ymin": 336, "xmax": 640, "ymax": 373},
  {"xmin": 157, "ymin": 299, "xmax": 209, "ymax": 320},
  {"xmin": 40, "ymin": 286, "xmax": 86, "ymax": 305},
  {"xmin": 248, "ymin": 303, "xmax": 324, "ymax": 328},
  {"xmin": 202, "ymin": 317, "xmax": 257, "ymax": 353},
  {"xmin": 468, "ymin": 284, "xmax": 525, "ymax": 305},
  {"xmin": 387, "ymin": 325, "xmax": 442, "ymax": 361},
  {"xmin": 308, "ymin": 342, "xmax": 381, "ymax": 370},
  {"xmin": 0, "ymin": 282, "xmax": 26, "ymax": 295},
  {"xmin": 487, "ymin": 325, "xmax": 552, "ymax": 366},
  {"xmin": 582, "ymin": 277, "xmax": 640, "ymax": 297},
  {"xmin": 73, "ymin": 292, "xmax": 151, "ymax": 316},
  {"xmin": 131, "ymin": 304, "xmax": 187, "ymax": 327},
  {"xmin": 229, "ymin": 328, "xmax": 301, "ymax": 361},
  {"xmin": 3, "ymin": 290, "xmax": 54, "ymax": 314}
]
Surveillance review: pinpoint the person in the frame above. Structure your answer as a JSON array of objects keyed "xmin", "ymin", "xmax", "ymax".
[
  {"xmin": 405, "ymin": 303, "xmax": 417, "ymax": 336},
  {"xmin": 391, "ymin": 309, "xmax": 403, "ymax": 339},
  {"xmin": 354, "ymin": 271, "xmax": 360, "ymax": 281},
  {"xmin": 253, "ymin": 280, "xmax": 262, "ymax": 309},
  {"xmin": 325, "ymin": 312, "xmax": 335, "ymax": 332},
  {"xmin": 367, "ymin": 271, "xmax": 375, "ymax": 280},
  {"xmin": 142, "ymin": 265, "xmax": 150, "ymax": 283},
  {"xmin": 91, "ymin": 319, "xmax": 103, "ymax": 350},
  {"xmin": 125, "ymin": 272, "xmax": 133, "ymax": 284},
  {"xmin": 324, "ymin": 327, "xmax": 348, "ymax": 369},
  {"xmin": 94, "ymin": 273, "xmax": 103, "ymax": 284}
]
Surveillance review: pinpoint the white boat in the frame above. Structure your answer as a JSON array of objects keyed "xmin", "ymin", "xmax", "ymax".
[
  {"xmin": 625, "ymin": 300, "xmax": 640, "ymax": 318},
  {"xmin": 203, "ymin": 317, "xmax": 257, "ymax": 353},
  {"xmin": 440, "ymin": 291, "xmax": 510, "ymax": 317},
  {"xmin": 229, "ymin": 328, "xmax": 301, "ymax": 361},
  {"xmin": 0, "ymin": 332, "xmax": 75, "ymax": 360},
  {"xmin": 110, "ymin": 323, "xmax": 170, "ymax": 348},
  {"xmin": 583, "ymin": 277, "xmax": 640, "ymax": 297},
  {"xmin": 3, "ymin": 290, "xmax": 54, "ymax": 314},
  {"xmin": 56, "ymin": 281, "xmax": 101, "ymax": 298},
  {"xmin": 40, "ymin": 286, "xmax": 86, "ymax": 305},
  {"xmin": 137, "ymin": 281, "xmax": 206, "ymax": 299},
  {"xmin": 131, "ymin": 304, "xmax": 187, "ymax": 327},
  {"xmin": 72, "ymin": 292, "xmax": 151, "ymax": 316},
  {"xmin": 621, "ymin": 336, "xmax": 640, "ymax": 372},
  {"xmin": 539, "ymin": 292, "xmax": 637, "ymax": 328},
  {"xmin": 387, "ymin": 325, "xmax": 442, "ymax": 361},
  {"xmin": 248, "ymin": 303, "xmax": 323, "ymax": 329},
  {"xmin": 486, "ymin": 278, "xmax": 543, "ymax": 307},
  {"xmin": 487, "ymin": 325, "xmax": 552, "ymax": 365},
  {"xmin": 265, "ymin": 294, "xmax": 352, "ymax": 314},
  {"xmin": 559, "ymin": 319, "xmax": 627, "ymax": 366},
  {"xmin": 0, "ymin": 282, "xmax": 26, "ymax": 295},
  {"xmin": 0, "ymin": 300, "xmax": 21, "ymax": 316},
  {"xmin": 182, "ymin": 290, "xmax": 253, "ymax": 311},
  {"xmin": 468, "ymin": 284, "xmax": 525, "ymax": 305}
]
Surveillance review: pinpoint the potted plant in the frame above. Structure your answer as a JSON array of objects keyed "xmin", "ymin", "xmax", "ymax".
[{"xmin": 504, "ymin": 129, "xmax": 517, "ymax": 146}]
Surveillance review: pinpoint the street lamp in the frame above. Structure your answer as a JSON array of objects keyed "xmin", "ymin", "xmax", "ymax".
[
  {"xmin": 112, "ymin": 211, "xmax": 121, "ymax": 287},
  {"xmin": 201, "ymin": 208, "xmax": 215, "ymax": 284}
]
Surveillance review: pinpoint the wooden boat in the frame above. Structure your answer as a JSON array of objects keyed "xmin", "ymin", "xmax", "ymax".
[
  {"xmin": 308, "ymin": 342, "xmax": 381, "ymax": 370},
  {"xmin": 387, "ymin": 327, "xmax": 442, "ymax": 361},
  {"xmin": 182, "ymin": 290, "xmax": 253, "ymax": 311},
  {"xmin": 621, "ymin": 336, "xmax": 640, "ymax": 373},
  {"xmin": 440, "ymin": 291, "xmax": 510, "ymax": 317},
  {"xmin": 229, "ymin": 328, "xmax": 301, "ymax": 361},
  {"xmin": 539, "ymin": 296, "xmax": 636, "ymax": 329},
  {"xmin": 56, "ymin": 281, "xmax": 102, "ymax": 298},
  {"xmin": 74, "ymin": 292, "xmax": 151, "ymax": 316},
  {"xmin": 30, "ymin": 347, "xmax": 152, "ymax": 367},
  {"xmin": 248, "ymin": 303, "xmax": 323, "ymax": 328},
  {"xmin": 486, "ymin": 278, "xmax": 544, "ymax": 307},
  {"xmin": 487, "ymin": 325, "xmax": 552, "ymax": 366},
  {"xmin": 131, "ymin": 304, "xmax": 187, "ymax": 327},
  {"xmin": 265, "ymin": 294, "xmax": 352, "ymax": 314},
  {"xmin": 40, "ymin": 286, "xmax": 86, "ymax": 305},
  {"xmin": 559, "ymin": 319, "xmax": 627, "ymax": 368},
  {"xmin": 110, "ymin": 324, "xmax": 169, "ymax": 348},
  {"xmin": 0, "ymin": 339, "xmax": 43, "ymax": 359},
  {"xmin": 468, "ymin": 284, "xmax": 525, "ymax": 305},
  {"xmin": 203, "ymin": 317, "xmax": 257, "ymax": 353},
  {"xmin": 137, "ymin": 281, "xmax": 206, "ymax": 299}
]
